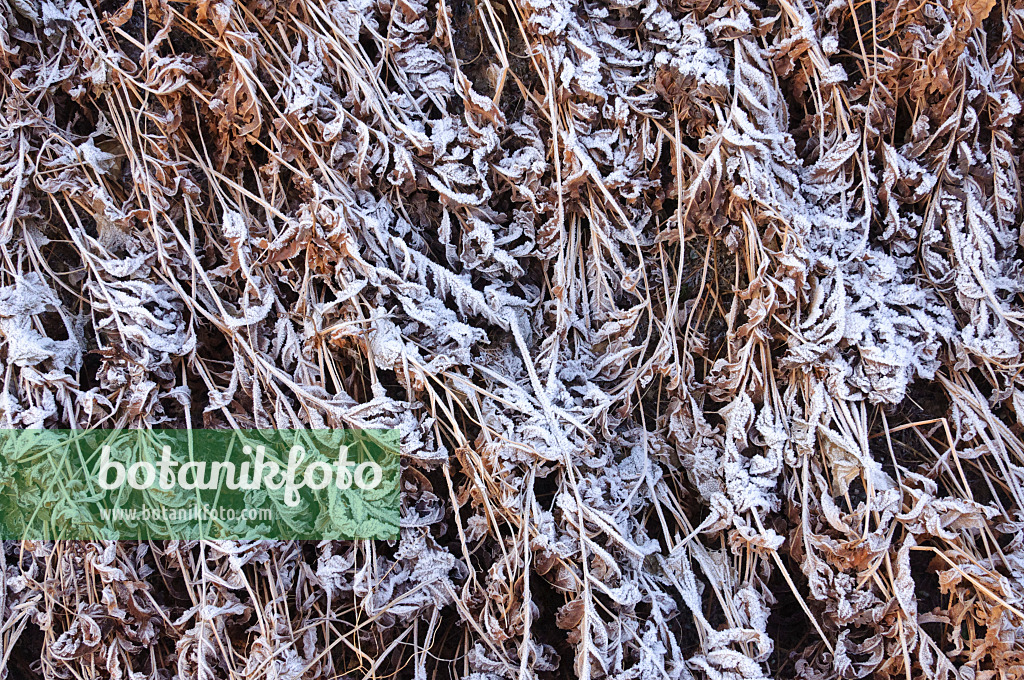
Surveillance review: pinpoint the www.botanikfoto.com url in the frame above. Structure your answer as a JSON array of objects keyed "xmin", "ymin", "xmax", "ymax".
[{"xmin": 98, "ymin": 505, "xmax": 275, "ymax": 523}]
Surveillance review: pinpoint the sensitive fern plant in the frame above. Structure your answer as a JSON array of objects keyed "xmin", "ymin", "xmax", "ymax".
[{"xmin": 0, "ymin": 0, "xmax": 1023, "ymax": 677}]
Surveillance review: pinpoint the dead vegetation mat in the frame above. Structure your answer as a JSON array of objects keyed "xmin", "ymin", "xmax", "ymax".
[{"xmin": 1, "ymin": 0, "xmax": 1024, "ymax": 677}]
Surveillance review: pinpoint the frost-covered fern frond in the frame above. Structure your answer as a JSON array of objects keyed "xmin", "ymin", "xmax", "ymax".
[{"xmin": 0, "ymin": 0, "xmax": 1023, "ymax": 677}]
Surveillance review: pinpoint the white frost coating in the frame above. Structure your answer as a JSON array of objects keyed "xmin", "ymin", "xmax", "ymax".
[{"xmin": 2, "ymin": 0, "xmax": 1022, "ymax": 677}]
